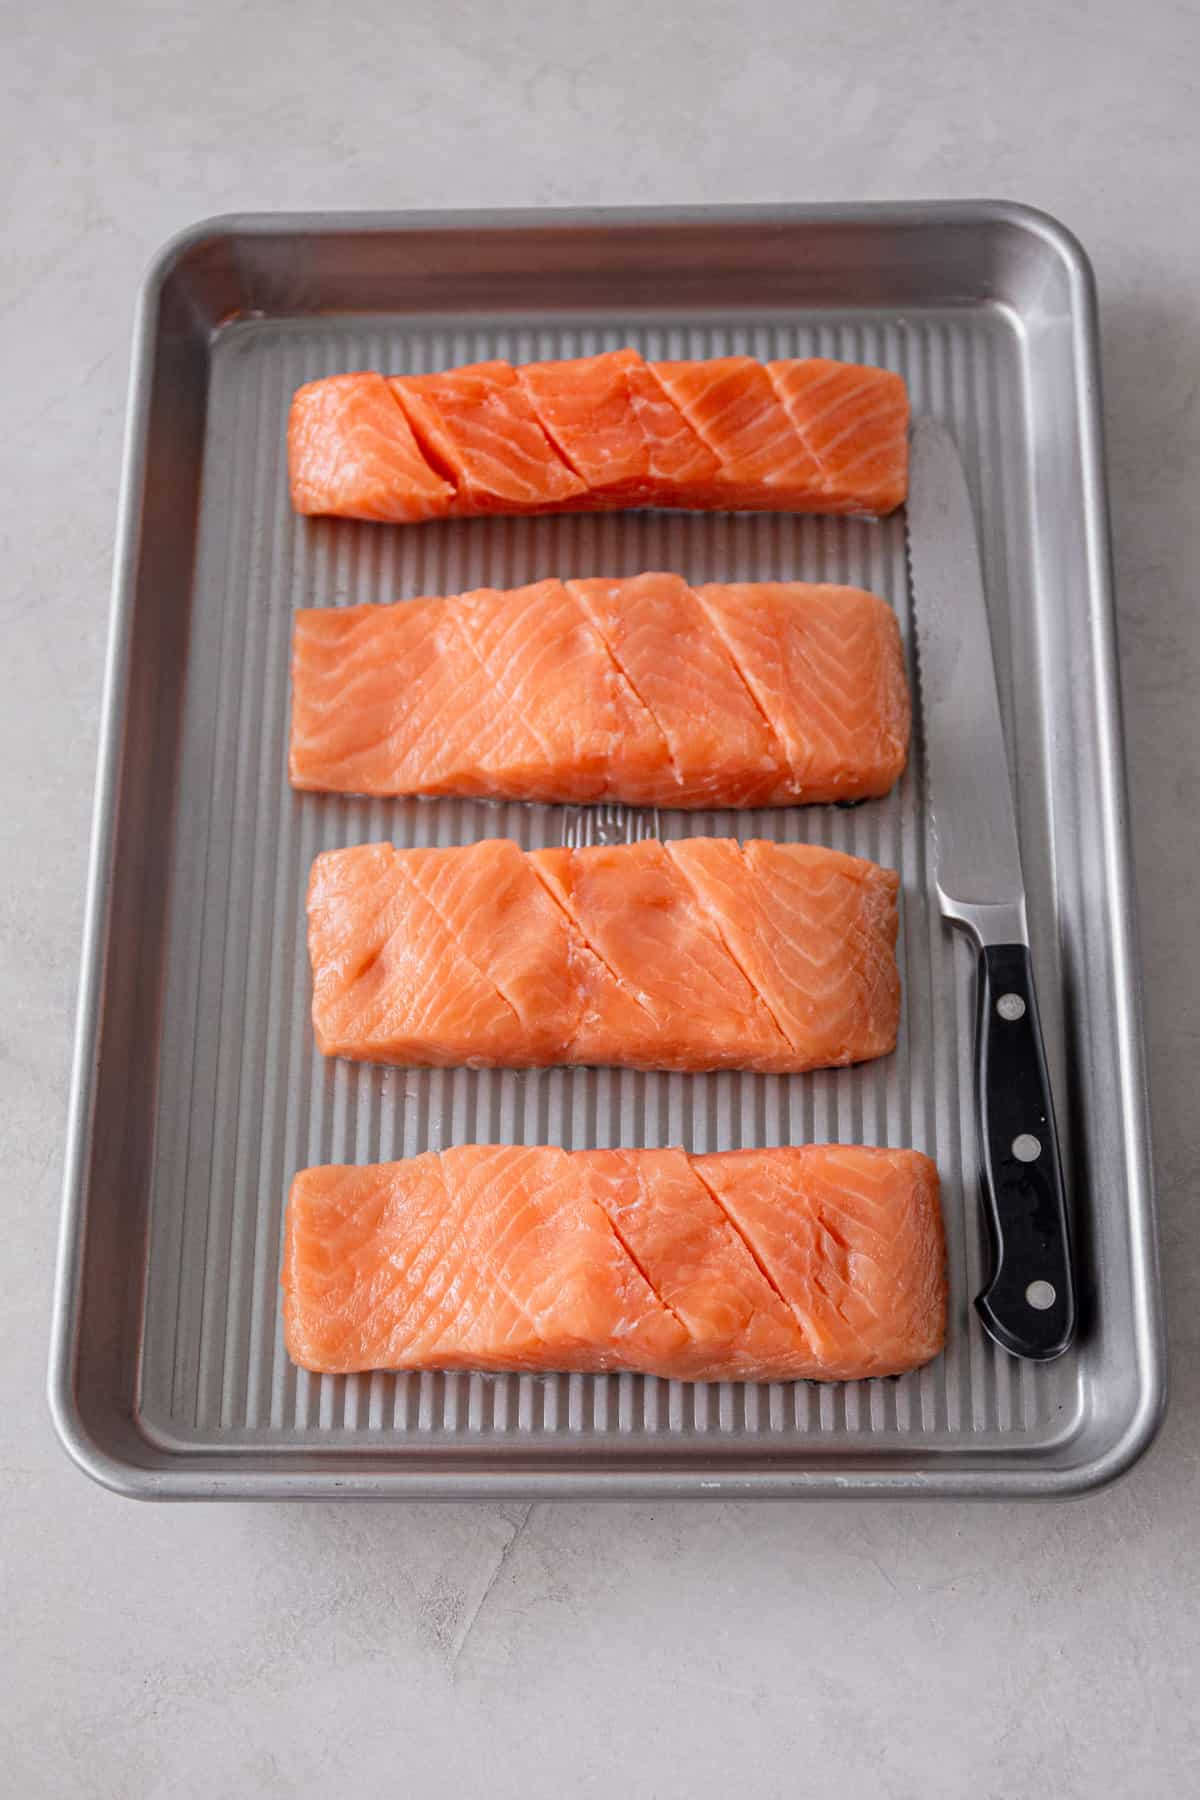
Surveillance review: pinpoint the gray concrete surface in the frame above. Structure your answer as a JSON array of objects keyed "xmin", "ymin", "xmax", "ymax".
[{"xmin": 3, "ymin": 3, "xmax": 1198, "ymax": 1794}]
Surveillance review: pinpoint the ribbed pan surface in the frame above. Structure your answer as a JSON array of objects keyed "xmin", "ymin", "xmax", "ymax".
[{"xmin": 139, "ymin": 307, "xmax": 1077, "ymax": 1461}]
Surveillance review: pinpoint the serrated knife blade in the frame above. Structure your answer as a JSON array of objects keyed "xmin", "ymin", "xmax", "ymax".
[
  {"xmin": 907, "ymin": 419, "xmax": 1076, "ymax": 1361},
  {"xmin": 906, "ymin": 419, "xmax": 1027, "ymax": 944}
]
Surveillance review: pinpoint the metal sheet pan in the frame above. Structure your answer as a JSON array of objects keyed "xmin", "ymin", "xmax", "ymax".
[{"xmin": 49, "ymin": 204, "xmax": 1164, "ymax": 1498}]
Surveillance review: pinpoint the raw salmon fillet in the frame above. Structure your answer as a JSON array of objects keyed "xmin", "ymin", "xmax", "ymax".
[
  {"xmin": 307, "ymin": 837, "xmax": 901, "ymax": 1073},
  {"xmin": 282, "ymin": 1144, "xmax": 946, "ymax": 1382},
  {"xmin": 289, "ymin": 574, "xmax": 910, "ymax": 806},
  {"xmin": 288, "ymin": 352, "xmax": 908, "ymax": 522}
]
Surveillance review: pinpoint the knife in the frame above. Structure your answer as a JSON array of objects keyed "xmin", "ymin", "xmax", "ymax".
[{"xmin": 906, "ymin": 418, "xmax": 1076, "ymax": 1361}]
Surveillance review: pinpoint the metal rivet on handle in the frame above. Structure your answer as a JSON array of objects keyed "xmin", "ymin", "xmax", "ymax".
[
  {"xmin": 1026, "ymin": 1280, "xmax": 1056, "ymax": 1311},
  {"xmin": 1012, "ymin": 1134, "xmax": 1042, "ymax": 1162},
  {"xmin": 997, "ymin": 993, "xmax": 1026, "ymax": 1021}
]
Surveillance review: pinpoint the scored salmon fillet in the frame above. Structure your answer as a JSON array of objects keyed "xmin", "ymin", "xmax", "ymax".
[
  {"xmin": 282, "ymin": 1144, "xmax": 946, "ymax": 1382},
  {"xmin": 288, "ymin": 351, "xmax": 908, "ymax": 522},
  {"xmin": 289, "ymin": 574, "xmax": 910, "ymax": 807},
  {"xmin": 307, "ymin": 837, "xmax": 901, "ymax": 1073}
]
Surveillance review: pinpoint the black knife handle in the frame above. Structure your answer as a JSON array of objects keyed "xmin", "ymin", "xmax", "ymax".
[{"xmin": 973, "ymin": 943, "xmax": 1076, "ymax": 1360}]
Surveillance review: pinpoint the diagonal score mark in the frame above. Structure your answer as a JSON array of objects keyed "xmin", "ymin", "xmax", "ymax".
[
  {"xmin": 688, "ymin": 1159, "xmax": 818, "ymax": 1363},
  {"xmin": 376, "ymin": 373, "xmax": 455, "ymax": 497},
  {"xmin": 567, "ymin": 580, "xmax": 682, "ymax": 784},
  {"xmin": 662, "ymin": 842, "xmax": 796, "ymax": 1057},
  {"xmin": 583, "ymin": 1160, "xmax": 690, "ymax": 1339},
  {"xmin": 517, "ymin": 360, "xmax": 627, "ymax": 489},
  {"xmin": 526, "ymin": 854, "xmax": 661, "ymax": 1033},
  {"xmin": 688, "ymin": 584, "xmax": 792, "ymax": 775},
  {"xmin": 764, "ymin": 361, "xmax": 843, "ymax": 487}
]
